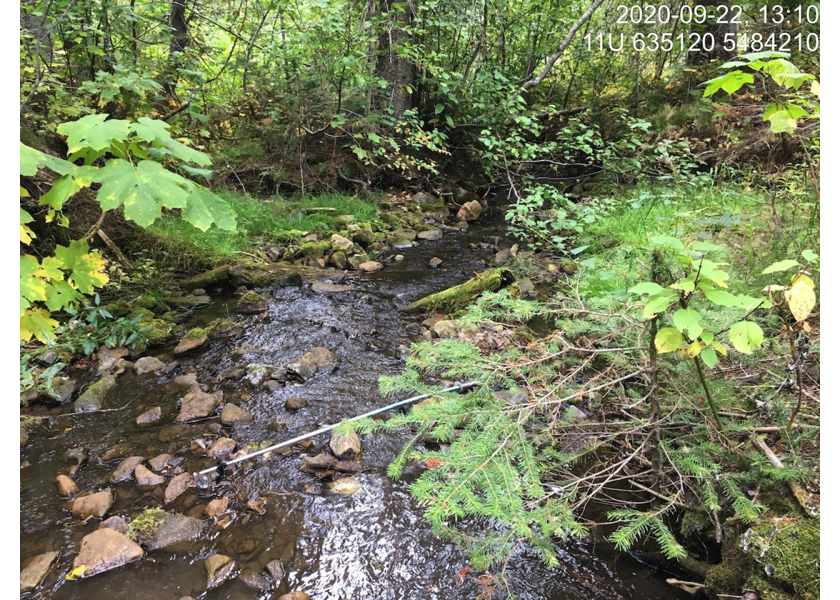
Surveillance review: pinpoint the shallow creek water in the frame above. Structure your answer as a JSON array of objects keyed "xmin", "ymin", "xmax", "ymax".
[{"xmin": 20, "ymin": 208, "xmax": 691, "ymax": 600}]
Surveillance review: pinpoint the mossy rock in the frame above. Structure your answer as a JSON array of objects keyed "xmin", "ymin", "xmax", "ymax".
[
  {"xmin": 130, "ymin": 308, "xmax": 156, "ymax": 323},
  {"xmin": 295, "ymin": 241, "xmax": 331, "ymax": 259},
  {"xmin": 127, "ymin": 508, "xmax": 168, "ymax": 541},
  {"xmin": 274, "ymin": 230, "xmax": 305, "ymax": 243},
  {"xmin": 132, "ymin": 294, "xmax": 165, "ymax": 313},
  {"xmin": 136, "ymin": 318, "xmax": 177, "ymax": 349},
  {"xmin": 237, "ymin": 291, "xmax": 268, "ymax": 314},
  {"xmin": 742, "ymin": 516, "xmax": 819, "ymax": 598},
  {"xmin": 380, "ymin": 212, "xmax": 407, "ymax": 227},
  {"xmin": 101, "ymin": 300, "xmax": 131, "ymax": 318},
  {"xmin": 207, "ymin": 318, "xmax": 242, "ymax": 338},
  {"xmin": 229, "ymin": 265, "xmax": 273, "ymax": 287}
]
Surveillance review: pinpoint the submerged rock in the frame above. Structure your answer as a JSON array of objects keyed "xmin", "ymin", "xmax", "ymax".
[
  {"xmin": 417, "ymin": 228, "xmax": 442, "ymax": 241},
  {"xmin": 329, "ymin": 431, "xmax": 362, "ymax": 460},
  {"xmin": 139, "ymin": 513, "xmax": 204, "ymax": 551},
  {"xmin": 134, "ymin": 356, "xmax": 165, "ymax": 375},
  {"xmin": 164, "ymin": 472, "xmax": 195, "ymax": 504},
  {"xmin": 173, "ymin": 328, "xmax": 209, "ymax": 355},
  {"xmin": 96, "ymin": 346, "xmax": 130, "ymax": 375},
  {"xmin": 99, "ymin": 516, "xmax": 129, "ymax": 534},
  {"xmin": 71, "ymin": 490, "xmax": 114, "ymax": 519},
  {"xmin": 311, "ymin": 280, "xmax": 353, "ymax": 294},
  {"xmin": 205, "ymin": 554, "xmax": 236, "ymax": 590},
  {"xmin": 239, "ymin": 569, "xmax": 271, "ymax": 592},
  {"xmin": 237, "ymin": 291, "xmax": 268, "ymax": 314},
  {"xmin": 148, "ymin": 454, "xmax": 174, "ymax": 472},
  {"xmin": 20, "ymin": 551, "xmax": 58, "ymax": 592},
  {"xmin": 207, "ymin": 437, "xmax": 237, "ymax": 459},
  {"xmin": 74, "ymin": 375, "xmax": 117, "ymax": 413},
  {"xmin": 136, "ymin": 407, "xmax": 162, "ymax": 425},
  {"xmin": 204, "ymin": 496, "xmax": 230, "ymax": 518},
  {"xmin": 245, "ymin": 363, "xmax": 273, "ymax": 387},
  {"xmin": 135, "ymin": 464, "xmax": 165, "ymax": 486},
  {"xmin": 285, "ymin": 397, "xmax": 308, "ymax": 411},
  {"xmin": 72, "ymin": 529, "xmax": 143, "ymax": 578},
  {"xmin": 220, "ymin": 403, "xmax": 253, "ymax": 425},
  {"xmin": 286, "ymin": 347, "xmax": 338, "ymax": 381},
  {"xmin": 328, "ymin": 477, "xmax": 361, "ymax": 494},
  {"xmin": 56, "ymin": 474, "xmax": 78, "ymax": 497},
  {"xmin": 358, "ymin": 261, "xmax": 384, "ymax": 272},
  {"xmin": 175, "ymin": 390, "xmax": 221, "ymax": 422},
  {"xmin": 48, "ymin": 376, "xmax": 76, "ymax": 404},
  {"xmin": 265, "ymin": 560, "xmax": 285, "ymax": 583},
  {"xmin": 110, "ymin": 457, "xmax": 145, "ymax": 482}
]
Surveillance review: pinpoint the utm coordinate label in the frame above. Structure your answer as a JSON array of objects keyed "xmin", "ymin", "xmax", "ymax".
[{"xmin": 584, "ymin": 4, "xmax": 819, "ymax": 53}]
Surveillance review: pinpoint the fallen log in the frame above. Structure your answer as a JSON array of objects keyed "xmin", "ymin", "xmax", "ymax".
[{"xmin": 398, "ymin": 268, "xmax": 516, "ymax": 314}]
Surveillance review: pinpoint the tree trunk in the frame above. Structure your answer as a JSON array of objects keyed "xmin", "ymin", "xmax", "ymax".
[
  {"xmin": 374, "ymin": 0, "xmax": 415, "ymax": 120},
  {"xmin": 687, "ymin": 0, "xmax": 736, "ymax": 65},
  {"xmin": 164, "ymin": 0, "xmax": 189, "ymax": 100}
]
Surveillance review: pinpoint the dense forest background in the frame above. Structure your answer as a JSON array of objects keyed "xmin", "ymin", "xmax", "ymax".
[{"xmin": 19, "ymin": 1, "xmax": 821, "ymax": 598}]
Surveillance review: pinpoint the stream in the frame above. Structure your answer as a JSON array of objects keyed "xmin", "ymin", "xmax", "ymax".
[{"xmin": 20, "ymin": 206, "xmax": 691, "ymax": 600}]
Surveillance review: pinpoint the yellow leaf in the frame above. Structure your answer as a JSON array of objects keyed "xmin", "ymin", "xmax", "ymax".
[
  {"xmin": 66, "ymin": 565, "xmax": 86, "ymax": 580},
  {"xmin": 812, "ymin": 80, "xmax": 821, "ymax": 99},
  {"xmin": 763, "ymin": 284, "xmax": 786, "ymax": 292},
  {"xmin": 785, "ymin": 280, "xmax": 816, "ymax": 322},
  {"xmin": 20, "ymin": 224, "xmax": 35, "ymax": 245},
  {"xmin": 802, "ymin": 322, "xmax": 812, "ymax": 332},
  {"xmin": 687, "ymin": 340, "xmax": 703, "ymax": 357},
  {"xmin": 711, "ymin": 341, "xmax": 727, "ymax": 356},
  {"xmin": 790, "ymin": 273, "xmax": 814, "ymax": 289},
  {"xmin": 20, "ymin": 186, "xmax": 30, "ymax": 197}
]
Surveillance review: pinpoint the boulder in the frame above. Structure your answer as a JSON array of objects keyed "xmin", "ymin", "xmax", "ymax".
[
  {"xmin": 453, "ymin": 187, "xmax": 480, "ymax": 204},
  {"xmin": 99, "ymin": 516, "xmax": 129, "ymax": 534},
  {"xmin": 72, "ymin": 529, "xmax": 143, "ymax": 578},
  {"xmin": 134, "ymin": 356, "xmax": 165, "ymax": 375},
  {"xmin": 432, "ymin": 320, "xmax": 459, "ymax": 338},
  {"xmin": 220, "ymin": 404, "xmax": 252, "ymax": 426},
  {"xmin": 285, "ymin": 397, "xmax": 308, "ymax": 411},
  {"xmin": 148, "ymin": 454, "xmax": 174, "ymax": 472},
  {"xmin": 409, "ymin": 191, "xmax": 445, "ymax": 211},
  {"xmin": 265, "ymin": 560, "xmax": 285, "ymax": 583},
  {"xmin": 110, "ymin": 457, "xmax": 145, "ymax": 482},
  {"xmin": 71, "ymin": 490, "xmax": 114, "ymax": 519},
  {"xmin": 330, "ymin": 234, "xmax": 355, "ymax": 254},
  {"xmin": 393, "ymin": 229, "xmax": 418, "ymax": 241},
  {"xmin": 97, "ymin": 346, "xmax": 130, "ymax": 375},
  {"xmin": 347, "ymin": 254, "xmax": 370, "ymax": 270},
  {"xmin": 173, "ymin": 328, "xmax": 209, "ymax": 355},
  {"xmin": 74, "ymin": 375, "xmax": 117, "ymax": 413},
  {"xmin": 56, "ymin": 474, "xmax": 78, "ymax": 497},
  {"xmin": 135, "ymin": 464, "xmax": 165, "ymax": 486},
  {"xmin": 181, "ymin": 266, "xmax": 230, "ymax": 291},
  {"xmin": 237, "ymin": 291, "xmax": 268, "ymax": 314},
  {"xmin": 139, "ymin": 514, "xmax": 204, "ymax": 551},
  {"xmin": 456, "ymin": 200, "xmax": 483, "ymax": 221},
  {"xmin": 136, "ymin": 407, "xmax": 162, "ymax": 425},
  {"xmin": 417, "ymin": 229, "xmax": 442, "ymax": 241},
  {"xmin": 48, "ymin": 376, "xmax": 76, "ymax": 404},
  {"xmin": 175, "ymin": 390, "xmax": 221, "ymax": 422},
  {"xmin": 266, "ymin": 246, "xmax": 283, "ymax": 262},
  {"xmin": 20, "ymin": 551, "xmax": 58, "ymax": 592},
  {"xmin": 328, "ymin": 250, "xmax": 348, "ymax": 269},
  {"xmin": 205, "ymin": 554, "xmax": 236, "ymax": 590},
  {"xmin": 239, "ymin": 569, "xmax": 271, "ymax": 592},
  {"xmin": 286, "ymin": 347, "xmax": 338, "ymax": 381},
  {"xmin": 167, "ymin": 295, "xmax": 211, "ymax": 310},
  {"xmin": 164, "ymin": 472, "xmax": 195, "ymax": 504},
  {"xmin": 207, "ymin": 437, "xmax": 237, "ymax": 459},
  {"xmin": 245, "ymin": 363, "xmax": 273, "ymax": 387},
  {"xmin": 204, "ymin": 496, "xmax": 230, "ymax": 518},
  {"xmin": 173, "ymin": 372, "xmax": 200, "ymax": 388},
  {"xmin": 349, "ymin": 227, "xmax": 375, "ymax": 246},
  {"xmin": 357, "ymin": 261, "xmax": 383, "ymax": 272},
  {"xmin": 329, "ymin": 431, "xmax": 362, "ymax": 460}
]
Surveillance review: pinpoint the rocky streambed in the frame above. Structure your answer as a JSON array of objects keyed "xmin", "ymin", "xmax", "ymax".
[{"xmin": 20, "ymin": 198, "xmax": 691, "ymax": 599}]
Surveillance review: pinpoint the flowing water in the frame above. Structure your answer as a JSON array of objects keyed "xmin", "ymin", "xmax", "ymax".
[{"xmin": 20, "ymin": 208, "xmax": 691, "ymax": 600}]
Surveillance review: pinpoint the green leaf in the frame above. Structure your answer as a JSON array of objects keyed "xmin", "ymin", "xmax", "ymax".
[
  {"xmin": 93, "ymin": 159, "xmax": 191, "ymax": 227},
  {"xmin": 673, "ymin": 308, "xmax": 703, "ymax": 340},
  {"xmin": 801, "ymin": 249, "xmax": 819, "ymax": 262},
  {"xmin": 45, "ymin": 280, "xmax": 81, "ymax": 312},
  {"xmin": 768, "ymin": 112, "xmax": 798, "ymax": 134},
  {"xmin": 700, "ymin": 345, "xmax": 718, "ymax": 368},
  {"xmin": 670, "ymin": 278, "xmax": 695, "ymax": 293},
  {"xmin": 655, "ymin": 327, "xmax": 683, "ymax": 353},
  {"xmin": 39, "ymin": 256, "xmax": 64, "ymax": 281},
  {"xmin": 39, "ymin": 174, "xmax": 83, "ymax": 211},
  {"xmin": 650, "ymin": 235, "xmax": 685, "ymax": 251},
  {"xmin": 20, "ymin": 255, "xmax": 48, "ymax": 308},
  {"xmin": 729, "ymin": 321, "xmax": 764, "ymax": 354},
  {"xmin": 702, "ymin": 287, "xmax": 741, "ymax": 307},
  {"xmin": 20, "ymin": 143, "xmax": 77, "ymax": 176},
  {"xmin": 434, "ymin": 103, "xmax": 445, "ymax": 114},
  {"xmin": 130, "ymin": 117, "xmax": 212, "ymax": 165},
  {"xmin": 182, "ymin": 186, "xmax": 237, "ymax": 232},
  {"xmin": 20, "ymin": 308, "xmax": 59, "ymax": 343},
  {"xmin": 53, "ymin": 240, "xmax": 109, "ymax": 294},
  {"xmin": 57, "ymin": 114, "xmax": 132, "ymax": 157},
  {"xmin": 181, "ymin": 165, "xmax": 213, "ymax": 178},
  {"xmin": 762, "ymin": 259, "xmax": 801, "ymax": 274},
  {"xmin": 643, "ymin": 290, "xmax": 679, "ymax": 319},
  {"xmin": 702, "ymin": 71, "xmax": 754, "ymax": 97},
  {"xmin": 628, "ymin": 282, "xmax": 664, "ymax": 295}
]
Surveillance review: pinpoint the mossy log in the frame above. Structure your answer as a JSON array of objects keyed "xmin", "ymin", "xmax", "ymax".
[{"xmin": 398, "ymin": 268, "xmax": 515, "ymax": 314}]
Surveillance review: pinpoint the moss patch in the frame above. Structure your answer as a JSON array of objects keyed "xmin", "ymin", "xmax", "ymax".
[
  {"xmin": 127, "ymin": 508, "xmax": 167, "ymax": 541},
  {"xmin": 742, "ymin": 516, "xmax": 820, "ymax": 599},
  {"xmin": 399, "ymin": 268, "xmax": 516, "ymax": 314}
]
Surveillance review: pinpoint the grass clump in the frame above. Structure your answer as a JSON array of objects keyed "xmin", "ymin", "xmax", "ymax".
[{"xmin": 147, "ymin": 191, "xmax": 379, "ymax": 263}]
